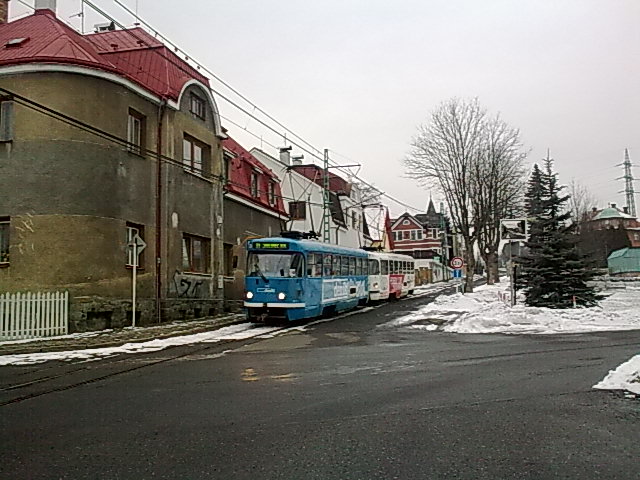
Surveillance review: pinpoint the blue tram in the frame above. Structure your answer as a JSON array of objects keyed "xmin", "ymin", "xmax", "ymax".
[{"xmin": 244, "ymin": 237, "xmax": 369, "ymax": 322}]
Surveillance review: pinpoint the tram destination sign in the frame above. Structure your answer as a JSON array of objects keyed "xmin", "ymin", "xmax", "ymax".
[{"xmin": 253, "ymin": 241, "xmax": 290, "ymax": 250}]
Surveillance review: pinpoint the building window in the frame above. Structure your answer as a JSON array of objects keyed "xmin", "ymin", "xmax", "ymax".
[
  {"xmin": 183, "ymin": 135, "xmax": 209, "ymax": 174},
  {"xmin": 127, "ymin": 109, "xmax": 145, "ymax": 156},
  {"xmin": 0, "ymin": 99, "xmax": 14, "ymax": 142},
  {"xmin": 190, "ymin": 93, "xmax": 206, "ymax": 120},
  {"xmin": 0, "ymin": 217, "xmax": 9, "ymax": 265},
  {"xmin": 289, "ymin": 201, "xmax": 306, "ymax": 220},
  {"xmin": 402, "ymin": 219, "xmax": 410, "ymax": 225},
  {"xmin": 125, "ymin": 222, "xmax": 145, "ymax": 269},
  {"xmin": 268, "ymin": 181, "xmax": 276, "ymax": 206},
  {"xmin": 182, "ymin": 234, "xmax": 211, "ymax": 273},
  {"xmin": 417, "ymin": 230, "xmax": 423, "ymax": 240},
  {"xmin": 352, "ymin": 211, "xmax": 358, "ymax": 229},
  {"xmin": 403, "ymin": 231, "xmax": 410, "ymax": 240},
  {"xmin": 411, "ymin": 230, "xmax": 417, "ymax": 240},
  {"xmin": 250, "ymin": 172, "xmax": 259, "ymax": 197}
]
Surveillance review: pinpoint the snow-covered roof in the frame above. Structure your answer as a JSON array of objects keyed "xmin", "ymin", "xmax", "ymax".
[{"xmin": 593, "ymin": 207, "xmax": 635, "ymax": 221}]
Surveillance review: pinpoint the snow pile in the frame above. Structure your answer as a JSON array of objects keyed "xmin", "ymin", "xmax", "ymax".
[
  {"xmin": 0, "ymin": 323, "xmax": 278, "ymax": 366},
  {"xmin": 593, "ymin": 355, "xmax": 640, "ymax": 395},
  {"xmin": 388, "ymin": 283, "xmax": 640, "ymax": 335}
]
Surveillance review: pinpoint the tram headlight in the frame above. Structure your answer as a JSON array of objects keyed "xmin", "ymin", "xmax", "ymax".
[
  {"xmin": 277, "ymin": 292, "xmax": 286, "ymax": 300},
  {"xmin": 373, "ymin": 282, "xmax": 379, "ymax": 289},
  {"xmin": 246, "ymin": 291, "xmax": 254, "ymax": 300}
]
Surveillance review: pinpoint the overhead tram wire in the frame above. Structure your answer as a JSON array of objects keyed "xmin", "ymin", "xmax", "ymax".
[
  {"xmin": 105, "ymin": 0, "xmax": 424, "ymax": 214},
  {"xmin": 2, "ymin": 87, "xmax": 390, "ymax": 215},
  {"xmin": 111, "ymin": 0, "xmax": 324, "ymax": 160},
  {"xmin": 81, "ymin": 0, "xmax": 425, "ymax": 215}
]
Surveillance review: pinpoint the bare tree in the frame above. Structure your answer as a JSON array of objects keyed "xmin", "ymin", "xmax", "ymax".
[
  {"xmin": 473, "ymin": 115, "xmax": 527, "ymax": 284},
  {"xmin": 566, "ymin": 179, "xmax": 597, "ymax": 231},
  {"xmin": 405, "ymin": 98, "xmax": 486, "ymax": 292}
]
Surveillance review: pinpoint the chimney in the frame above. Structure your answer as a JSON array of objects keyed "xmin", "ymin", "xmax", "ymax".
[
  {"xmin": 279, "ymin": 146, "xmax": 292, "ymax": 166},
  {"xmin": 0, "ymin": 1, "xmax": 9, "ymax": 25},
  {"xmin": 623, "ymin": 206, "xmax": 629, "ymax": 214},
  {"xmin": 34, "ymin": 0, "xmax": 56, "ymax": 13},
  {"xmin": 291, "ymin": 155, "xmax": 304, "ymax": 166},
  {"xmin": 611, "ymin": 203, "xmax": 617, "ymax": 209}
]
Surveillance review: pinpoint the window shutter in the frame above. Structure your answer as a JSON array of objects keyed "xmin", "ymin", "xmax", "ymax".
[{"xmin": 0, "ymin": 101, "xmax": 14, "ymax": 141}]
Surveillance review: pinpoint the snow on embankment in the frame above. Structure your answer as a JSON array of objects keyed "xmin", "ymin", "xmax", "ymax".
[{"xmin": 387, "ymin": 283, "xmax": 640, "ymax": 335}]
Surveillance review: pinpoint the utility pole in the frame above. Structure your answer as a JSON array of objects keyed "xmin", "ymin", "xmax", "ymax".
[
  {"xmin": 323, "ymin": 149, "xmax": 331, "ymax": 243},
  {"xmin": 617, "ymin": 148, "xmax": 637, "ymax": 218}
]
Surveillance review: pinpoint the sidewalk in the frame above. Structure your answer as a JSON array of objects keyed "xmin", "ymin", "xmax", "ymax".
[{"xmin": 0, "ymin": 313, "xmax": 246, "ymax": 357}]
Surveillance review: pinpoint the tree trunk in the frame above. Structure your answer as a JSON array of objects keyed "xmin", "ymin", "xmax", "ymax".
[
  {"xmin": 480, "ymin": 251, "xmax": 494, "ymax": 284},
  {"xmin": 463, "ymin": 243, "xmax": 475, "ymax": 293},
  {"xmin": 490, "ymin": 252, "xmax": 500, "ymax": 283}
]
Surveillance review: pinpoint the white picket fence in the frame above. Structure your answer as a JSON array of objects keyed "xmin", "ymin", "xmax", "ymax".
[{"xmin": 0, "ymin": 291, "xmax": 69, "ymax": 340}]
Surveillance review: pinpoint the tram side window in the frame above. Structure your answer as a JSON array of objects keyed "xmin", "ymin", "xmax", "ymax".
[
  {"xmin": 333, "ymin": 255, "xmax": 341, "ymax": 276},
  {"xmin": 307, "ymin": 253, "xmax": 315, "ymax": 276},
  {"xmin": 403, "ymin": 261, "xmax": 408, "ymax": 273},
  {"xmin": 308, "ymin": 253, "xmax": 323, "ymax": 277},
  {"xmin": 369, "ymin": 259, "xmax": 380, "ymax": 275},
  {"xmin": 314, "ymin": 253, "xmax": 323, "ymax": 277},
  {"xmin": 381, "ymin": 260, "xmax": 388, "ymax": 275},
  {"xmin": 324, "ymin": 254, "xmax": 333, "ymax": 276},
  {"xmin": 356, "ymin": 257, "xmax": 362, "ymax": 276},
  {"xmin": 394, "ymin": 261, "xmax": 399, "ymax": 274},
  {"xmin": 341, "ymin": 256, "xmax": 349, "ymax": 276}
]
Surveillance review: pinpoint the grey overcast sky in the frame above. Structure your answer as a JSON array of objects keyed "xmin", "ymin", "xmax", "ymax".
[{"xmin": 12, "ymin": 0, "xmax": 640, "ymax": 215}]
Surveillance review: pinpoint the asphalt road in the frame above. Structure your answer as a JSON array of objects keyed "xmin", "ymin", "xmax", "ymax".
[{"xmin": 1, "ymin": 290, "xmax": 639, "ymax": 480}]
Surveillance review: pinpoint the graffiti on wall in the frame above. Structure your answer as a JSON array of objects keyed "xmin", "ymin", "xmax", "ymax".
[{"xmin": 169, "ymin": 270, "xmax": 208, "ymax": 298}]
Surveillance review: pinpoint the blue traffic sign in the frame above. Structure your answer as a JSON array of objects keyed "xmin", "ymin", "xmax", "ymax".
[{"xmin": 453, "ymin": 269, "xmax": 462, "ymax": 278}]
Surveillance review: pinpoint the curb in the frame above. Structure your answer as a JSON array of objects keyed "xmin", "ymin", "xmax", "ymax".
[{"xmin": 0, "ymin": 314, "xmax": 246, "ymax": 357}]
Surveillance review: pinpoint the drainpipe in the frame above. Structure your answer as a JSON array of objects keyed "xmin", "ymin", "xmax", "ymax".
[{"xmin": 155, "ymin": 100, "xmax": 166, "ymax": 322}]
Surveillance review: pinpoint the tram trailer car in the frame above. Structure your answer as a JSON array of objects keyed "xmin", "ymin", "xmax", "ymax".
[
  {"xmin": 244, "ymin": 238, "xmax": 369, "ymax": 322},
  {"xmin": 367, "ymin": 252, "xmax": 415, "ymax": 301}
]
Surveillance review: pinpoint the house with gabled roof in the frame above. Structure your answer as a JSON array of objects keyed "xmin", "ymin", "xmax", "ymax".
[
  {"xmin": 0, "ymin": 1, "xmax": 227, "ymax": 331},
  {"xmin": 578, "ymin": 203, "xmax": 640, "ymax": 268},
  {"xmin": 250, "ymin": 148, "xmax": 372, "ymax": 249}
]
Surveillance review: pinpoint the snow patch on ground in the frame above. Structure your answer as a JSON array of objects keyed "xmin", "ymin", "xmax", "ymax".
[
  {"xmin": 593, "ymin": 355, "xmax": 640, "ymax": 395},
  {"xmin": 0, "ymin": 323, "xmax": 278, "ymax": 366},
  {"xmin": 388, "ymin": 283, "xmax": 640, "ymax": 335}
]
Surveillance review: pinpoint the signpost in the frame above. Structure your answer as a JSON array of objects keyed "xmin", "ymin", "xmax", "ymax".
[
  {"xmin": 450, "ymin": 257, "xmax": 464, "ymax": 269},
  {"xmin": 450, "ymin": 257, "xmax": 464, "ymax": 292},
  {"xmin": 500, "ymin": 218, "xmax": 528, "ymax": 307},
  {"xmin": 128, "ymin": 234, "xmax": 146, "ymax": 327}
]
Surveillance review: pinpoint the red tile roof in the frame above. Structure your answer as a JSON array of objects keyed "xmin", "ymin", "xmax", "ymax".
[
  {"xmin": 290, "ymin": 165, "xmax": 352, "ymax": 196},
  {"xmin": 223, "ymin": 136, "xmax": 287, "ymax": 216},
  {"xmin": 0, "ymin": 10, "xmax": 115, "ymax": 72},
  {"xmin": 87, "ymin": 28, "xmax": 209, "ymax": 100},
  {"xmin": 0, "ymin": 10, "xmax": 208, "ymax": 101}
]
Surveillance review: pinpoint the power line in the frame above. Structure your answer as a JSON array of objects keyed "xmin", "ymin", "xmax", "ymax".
[
  {"xmin": 13, "ymin": 1, "xmax": 425, "ymax": 216},
  {"xmin": 99, "ymin": 0, "xmax": 424, "ymax": 214}
]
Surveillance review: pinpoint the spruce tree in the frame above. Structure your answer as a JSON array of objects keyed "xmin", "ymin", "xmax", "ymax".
[{"xmin": 519, "ymin": 156, "xmax": 600, "ymax": 308}]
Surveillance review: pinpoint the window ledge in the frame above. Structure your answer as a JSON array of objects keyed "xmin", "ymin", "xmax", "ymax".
[
  {"xmin": 182, "ymin": 271, "xmax": 213, "ymax": 277},
  {"xmin": 125, "ymin": 265, "xmax": 145, "ymax": 271},
  {"xmin": 0, "ymin": 262, "xmax": 9, "ymax": 268}
]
